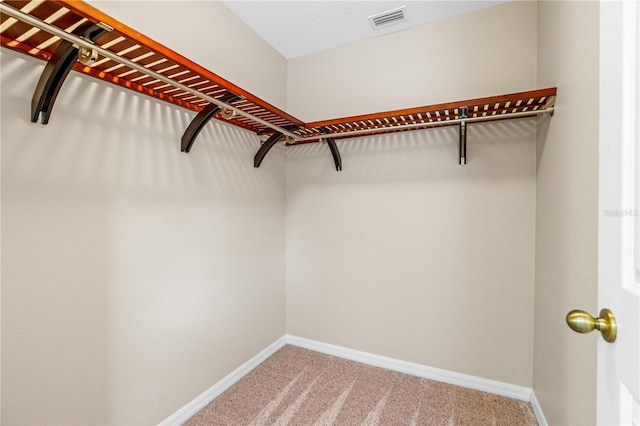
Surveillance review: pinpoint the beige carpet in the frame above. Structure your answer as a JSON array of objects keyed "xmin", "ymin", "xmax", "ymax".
[{"xmin": 185, "ymin": 345, "xmax": 537, "ymax": 426}]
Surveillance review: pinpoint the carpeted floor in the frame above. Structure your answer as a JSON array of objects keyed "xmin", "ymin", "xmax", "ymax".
[{"xmin": 185, "ymin": 345, "xmax": 537, "ymax": 426}]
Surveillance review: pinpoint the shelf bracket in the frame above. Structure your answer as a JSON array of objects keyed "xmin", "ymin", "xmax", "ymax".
[
  {"xmin": 180, "ymin": 93, "xmax": 240, "ymax": 153},
  {"xmin": 31, "ymin": 22, "xmax": 109, "ymax": 124},
  {"xmin": 459, "ymin": 106, "xmax": 468, "ymax": 165},
  {"xmin": 326, "ymin": 138, "xmax": 343, "ymax": 171},
  {"xmin": 254, "ymin": 125, "xmax": 298, "ymax": 168},
  {"xmin": 320, "ymin": 127, "xmax": 342, "ymax": 171}
]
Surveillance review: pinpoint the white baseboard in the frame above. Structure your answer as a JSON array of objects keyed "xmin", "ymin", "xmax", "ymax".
[
  {"xmin": 529, "ymin": 390, "xmax": 548, "ymax": 426},
  {"xmin": 285, "ymin": 335, "xmax": 533, "ymax": 402},
  {"xmin": 161, "ymin": 334, "xmax": 544, "ymax": 425},
  {"xmin": 159, "ymin": 336, "xmax": 287, "ymax": 426}
]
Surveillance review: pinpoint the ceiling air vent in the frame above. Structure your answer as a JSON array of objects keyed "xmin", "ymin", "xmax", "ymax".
[{"xmin": 368, "ymin": 6, "xmax": 408, "ymax": 30}]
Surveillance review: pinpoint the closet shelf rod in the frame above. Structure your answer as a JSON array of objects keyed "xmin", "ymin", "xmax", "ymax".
[
  {"xmin": 309, "ymin": 106, "xmax": 555, "ymax": 143},
  {"xmin": 0, "ymin": 3, "xmax": 300, "ymax": 141}
]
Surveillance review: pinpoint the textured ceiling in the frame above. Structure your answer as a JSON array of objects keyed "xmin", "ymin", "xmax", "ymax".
[{"xmin": 220, "ymin": 1, "xmax": 508, "ymax": 59}]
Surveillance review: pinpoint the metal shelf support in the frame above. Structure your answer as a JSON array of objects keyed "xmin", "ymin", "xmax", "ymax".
[
  {"xmin": 254, "ymin": 126, "xmax": 299, "ymax": 168},
  {"xmin": 181, "ymin": 93, "xmax": 240, "ymax": 153},
  {"xmin": 320, "ymin": 127, "xmax": 342, "ymax": 171},
  {"xmin": 326, "ymin": 138, "xmax": 342, "ymax": 171},
  {"xmin": 459, "ymin": 106, "xmax": 468, "ymax": 165},
  {"xmin": 31, "ymin": 22, "xmax": 109, "ymax": 124}
]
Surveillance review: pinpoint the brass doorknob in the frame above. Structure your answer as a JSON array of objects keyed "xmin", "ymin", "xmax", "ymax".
[{"xmin": 566, "ymin": 308, "xmax": 617, "ymax": 343}]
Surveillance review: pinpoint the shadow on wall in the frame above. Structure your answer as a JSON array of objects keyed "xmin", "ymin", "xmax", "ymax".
[
  {"xmin": 1, "ymin": 49, "xmax": 287, "ymax": 425},
  {"xmin": 286, "ymin": 117, "xmax": 537, "ymax": 187},
  {"xmin": 284, "ymin": 108, "xmax": 538, "ymax": 385},
  {"xmin": 0, "ymin": 50, "xmax": 285, "ymax": 204},
  {"xmin": 536, "ymin": 113, "xmax": 552, "ymax": 174}
]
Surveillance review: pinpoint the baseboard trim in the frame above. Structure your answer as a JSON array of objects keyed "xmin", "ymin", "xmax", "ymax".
[
  {"xmin": 529, "ymin": 390, "xmax": 548, "ymax": 426},
  {"xmin": 159, "ymin": 336, "xmax": 287, "ymax": 426},
  {"xmin": 285, "ymin": 335, "xmax": 532, "ymax": 402},
  {"xmin": 160, "ymin": 334, "xmax": 542, "ymax": 425}
]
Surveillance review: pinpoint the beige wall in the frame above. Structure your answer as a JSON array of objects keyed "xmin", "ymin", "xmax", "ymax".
[
  {"xmin": 86, "ymin": 0, "xmax": 288, "ymax": 110},
  {"xmin": 1, "ymin": 0, "xmax": 603, "ymax": 424},
  {"xmin": 286, "ymin": 122, "xmax": 537, "ymax": 386},
  {"xmin": 287, "ymin": 1, "xmax": 537, "ymax": 122},
  {"xmin": 285, "ymin": 1, "xmax": 538, "ymax": 388},
  {"xmin": 0, "ymin": 49, "xmax": 286, "ymax": 425},
  {"xmin": 534, "ymin": 1, "xmax": 599, "ymax": 425}
]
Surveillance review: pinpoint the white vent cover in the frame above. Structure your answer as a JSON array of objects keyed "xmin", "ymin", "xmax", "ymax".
[{"xmin": 368, "ymin": 6, "xmax": 408, "ymax": 30}]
